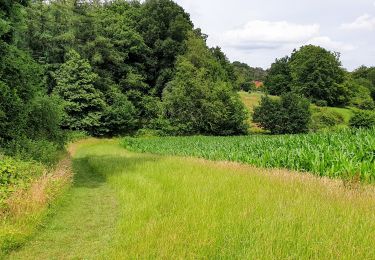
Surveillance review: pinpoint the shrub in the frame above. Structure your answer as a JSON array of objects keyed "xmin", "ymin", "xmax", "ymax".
[
  {"xmin": 349, "ymin": 110, "xmax": 375, "ymax": 129},
  {"xmin": 65, "ymin": 131, "xmax": 89, "ymax": 143},
  {"xmin": 310, "ymin": 108, "xmax": 345, "ymax": 132},
  {"xmin": 101, "ymin": 88, "xmax": 138, "ymax": 136},
  {"xmin": 0, "ymin": 155, "xmax": 44, "ymax": 207},
  {"xmin": 26, "ymin": 94, "xmax": 65, "ymax": 146},
  {"xmin": 2, "ymin": 138, "xmax": 61, "ymax": 166},
  {"xmin": 315, "ymin": 100, "xmax": 328, "ymax": 107},
  {"xmin": 253, "ymin": 92, "xmax": 311, "ymax": 134}
]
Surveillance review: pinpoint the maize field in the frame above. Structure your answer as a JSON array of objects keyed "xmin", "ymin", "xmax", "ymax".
[{"xmin": 123, "ymin": 128, "xmax": 375, "ymax": 183}]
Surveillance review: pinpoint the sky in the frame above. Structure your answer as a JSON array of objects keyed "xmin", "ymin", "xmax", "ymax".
[{"xmin": 174, "ymin": 0, "xmax": 375, "ymax": 70}]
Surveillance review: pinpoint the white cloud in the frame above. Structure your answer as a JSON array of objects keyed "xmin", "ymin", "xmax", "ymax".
[
  {"xmin": 218, "ymin": 20, "xmax": 320, "ymax": 50},
  {"xmin": 216, "ymin": 20, "xmax": 352, "ymax": 53},
  {"xmin": 307, "ymin": 36, "xmax": 355, "ymax": 51},
  {"xmin": 341, "ymin": 14, "xmax": 375, "ymax": 30}
]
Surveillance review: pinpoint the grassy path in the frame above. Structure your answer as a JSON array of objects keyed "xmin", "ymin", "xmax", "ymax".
[
  {"xmin": 9, "ymin": 140, "xmax": 119, "ymax": 259},
  {"xmin": 9, "ymin": 139, "xmax": 375, "ymax": 259}
]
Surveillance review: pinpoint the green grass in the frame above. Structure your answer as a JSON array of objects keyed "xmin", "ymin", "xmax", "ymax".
[
  {"xmin": 239, "ymin": 91, "xmax": 354, "ymax": 130},
  {"xmin": 8, "ymin": 139, "xmax": 375, "ymax": 258},
  {"xmin": 311, "ymin": 104, "xmax": 354, "ymax": 124},
  {"xmin": 123, "ymin": 128, "xmax": 375, "ymax": 182}
]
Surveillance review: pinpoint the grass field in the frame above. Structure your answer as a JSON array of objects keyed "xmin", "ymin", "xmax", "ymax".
[{"xmin": 7, "ymin": 139, "xmax": 375, "ymax": 258}]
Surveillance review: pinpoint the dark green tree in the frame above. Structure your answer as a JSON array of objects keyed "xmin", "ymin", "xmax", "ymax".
[
  {"xmin": 101, "ymin": 87, "xmax": 138, "ymax": 136},
  {"xmin": 289, "ymin": 45, "xmax": 346, "ymax": 106},
  {"xmin": 53, "ymin": 50, "xmax": 105, "ymax": 134},
  {"xmin": 137, "ymin": 0, "xmax": 193, "ymax": 95},
  {"xmin": 264, "ymin": 57, "xmax": 292, "ymax": 95},
  {"xmin": 253, "ymin": 93, "xmax": 311, "ymax": 134},
  {"xmin": 162, "ymin": 34, "xmax": 248, "ymax": 135}
]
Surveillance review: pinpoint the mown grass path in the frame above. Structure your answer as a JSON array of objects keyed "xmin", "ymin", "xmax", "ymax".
[
  {"xmin": 9, "ymin": 139, "xmax": 375, "ymax": 259},
  {"xmin": 9, "ymin": 140, "xmax": 119, "ymax": 259}
]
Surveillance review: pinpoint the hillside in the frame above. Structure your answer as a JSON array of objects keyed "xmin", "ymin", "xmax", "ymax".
[{"xmin": 239, "ymin": 91, "xmax": 355, "ymax": 132}]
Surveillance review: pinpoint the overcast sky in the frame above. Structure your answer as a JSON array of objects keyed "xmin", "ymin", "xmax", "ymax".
[{"xmin": 174, "ymin": 0, "xmax": 375, "ymax": 70}]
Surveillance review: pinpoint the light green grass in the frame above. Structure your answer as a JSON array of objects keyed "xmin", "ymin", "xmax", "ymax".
[
  {"xmin": 8, "ymin": 139, "xmax": 375, "ymax": 259},
  {"xmin": 311, "ymin": 104, "xmax": 354, "ymax": 124}
]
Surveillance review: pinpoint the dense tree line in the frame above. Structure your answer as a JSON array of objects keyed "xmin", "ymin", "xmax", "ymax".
[{"xmin": 0, "ymin": 0, "xmax": 248, "ymax": 160}]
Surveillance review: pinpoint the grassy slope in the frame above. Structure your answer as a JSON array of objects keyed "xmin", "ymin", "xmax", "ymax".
[
  {"xmin": 9, "ymin": 139, "xmax": 375, "ymax": 259},
  {"xmin": 239, "ymin": 91, "xmax": 354, "ymax": 128}
]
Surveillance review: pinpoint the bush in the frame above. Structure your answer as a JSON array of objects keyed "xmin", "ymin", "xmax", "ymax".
[
  {"xmin": 315, "ymin": 100, "xmax": 328, "ymax": 107},
  {"xmin": 2, "ymin": 138, "xmax": 61, "ymax": 166},
  {"xmin": 0, "ymin": 155, "xmax": 44, "ymax": 207},
  {"xmin": 241, "ymin": 82, "xmax": 256, "ymax": 92},
  {"xmin": 65, "ymin": 131, "xmax": 89, "ymax": 143},
  {"xmin": 253, "ymin": 92, "xmax": 311, "ymax": 134},
  {"xmin": 101, "ymin": 88, "xmax": 138, "ymax": 136},
  {"xmin": 26, "ymin": 94, "xmax": 65, "ymax": 146},
  {"xmin": 310, "ymin": 108, "xmax": 345, "ymax": 132},
  {"xmin": 349, "ymin": 110, "xmax": 375, "ymax": 129}
]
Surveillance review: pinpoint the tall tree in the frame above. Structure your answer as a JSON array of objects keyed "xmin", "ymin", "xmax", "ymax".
[
  {"xmin": 289, "ymin": 45, "xmax": 345, "ymax": 106},
  {"xmin": 138, "ymin": 0, "xmax": 193, "ymax": 95},
  {"xmin": 162, "ymin": 33, "xmax": 248, "ymax": 135},
  {"xmin": 53, "ymin": 50, "xmax": 105, "ymax": 134},
  {"xmin": 264, "ymin": 57, "xmax": 292, "ymax": 95}
]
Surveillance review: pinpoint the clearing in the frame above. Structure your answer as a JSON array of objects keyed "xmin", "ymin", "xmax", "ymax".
[{"xmin": 8, "ymin": 139, "xmax": 375, "ymax": 259}]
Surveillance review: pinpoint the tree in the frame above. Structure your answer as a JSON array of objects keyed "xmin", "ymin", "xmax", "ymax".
[
  {"xmin": 253, "ymin": 93, "xmax": 311, "ymax": 134},
  {"xmin": 137, "ymin": 0, "xmax": 193, "ymax": 95},
  {"xmin": 232, "ymin": 61, "xmax": 267, "ymax": 91},
  {"xmin": 162, "ymin": 33, "xmax": 248, "ymax": 136},
  {"xmin": 53, "ymin": 50, "xmax": 105, "ymax": 135},
  {"xmin": 101, "ymin": 87, "xmax": 138, "ymax": 136},
  {"xmin": 343, "ymin": 78, "xmax": 374, "ymax": 110},
  {"xmin": 0, "ymin": 0, "xmax": 45, "ymax": 142},
  {"xmin": 350, "ymin": 110, "xmax": 375, "ymax": 129},
  {"xmin": 210, "ymin": 46, "xmax": 236, "ymax": 83},
  {"xmin": 289, "ymin": 45, "xmax": 346, "ymax": 106},
  {"xmin": 264, "ymin": 57, "xmax": 292, "ymax": 95},
  {"xmin": 352, "ymin": 66, "xmax": 375, "ymax": 101}
]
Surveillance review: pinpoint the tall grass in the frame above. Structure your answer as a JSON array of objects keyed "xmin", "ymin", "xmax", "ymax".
[
  {"xmin": 11, "ymin": 140, "xmax": 375, "ymax": 259},
  {"xmin": 123, "ymin": 128, "xmax": 375, "ymax": 182}
]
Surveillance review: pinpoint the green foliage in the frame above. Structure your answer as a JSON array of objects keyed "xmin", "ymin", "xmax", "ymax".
[
  {"xmin": 340, "ymin": 78, "xmax": 375, "ymax": 110},
  {"xmin": 289, "ymin": 45, "xmax": 346, "ymax": 106},
  {"xmin": 102, "ymin": 88, "xmax": 138, "ymax": 136},
  {"xmin": 349, "ymin": 110, "xmax": 375, "ymax": 129},
  {"xmin": 162, "ymin": 33, "xmax": 248, "ymax": 136},
  {"xmin": 352, "ymin": 66, "xmax": 375, "ymax": 101},
  {"xmin": 123, "ymin": 128, "xmax": 375, "ymax": 182},
  {"xmin": 264, "ymin": 57, "xmax": 292, "ymax": 95},
  {"xmin": 0, "ymin": 155, "xmax": 44, "ymax": 207},
  {"xmin": 253, "ymin": 93, "xmax": 311, "ymax": 134},
  {"xmin": 138, "ymin": 0, "xmax": 193, "ymax": 94},
  {"xmin": 2, "ymin": 138, "xmax": 61, "ymax": 166},
  {"xmin": 232, "ymin": 61, "xmax": 267, "ymax": 91},
  {"xmin": 26, "ymin": 94, "xmax": 65, "ymax": 145},
  {"xmin": 65, "ymin": 131, "xmax": 89, "ymax": 143},
  {"xmin": 310, "ymin": 107, "xmax": 345, "ymax": 132},
  {"xmin": 53, "ymin": 50, "xmax": 106, "ymax": 135}
]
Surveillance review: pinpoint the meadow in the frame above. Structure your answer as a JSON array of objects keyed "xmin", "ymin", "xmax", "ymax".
[
  {"xmin": 239, "ymin": 91, "xmax": 354, "ymax": 132},
  {"xmin": 8, "ymin": 140, "xmax": 375, "ymax": 259},
  {"xmin": 123, "ymin": 128, "xmax": 375, "ymax": 183}
]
